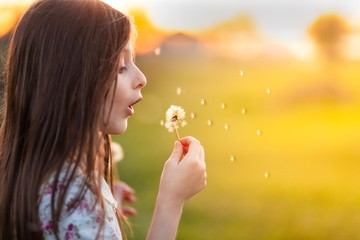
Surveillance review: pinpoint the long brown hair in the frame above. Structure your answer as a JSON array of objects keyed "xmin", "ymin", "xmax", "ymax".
[{"xmin": 0, "ymin": 0, "xmax": 131, "ymax": 239}]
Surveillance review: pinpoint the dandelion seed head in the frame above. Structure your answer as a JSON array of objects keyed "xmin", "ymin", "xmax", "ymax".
[
  {"xmin": 166, "ymin": 105, "xmax": 185, "ymax": 122},
  {"xmin": 164, "ymin": 105, "xmax": 186, "ymax": 132}
]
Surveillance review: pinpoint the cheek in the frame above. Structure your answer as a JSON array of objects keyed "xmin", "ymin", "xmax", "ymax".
[{"xmin": 113, "ymin": 87, "xmax": 127, "ymax": 112}]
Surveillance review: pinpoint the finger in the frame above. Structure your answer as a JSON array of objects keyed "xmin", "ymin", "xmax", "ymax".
[
  {"xmin": 123, "ymin": 191, "xmax": 137, "ymax": 203},
  {"xmin": 118, "ymin": 182, "xmax": 135, "ymax": 195},
  {"xmin": 122, "ymin": 207, "xmax": 138, "ymax": 217},
  {"xmin": 168, "ymin": 141, "xmax": 184, "ymax": 163},
  {"xmin": 184, "ymin": 139, "xmax": 201, "ymax": 159},
  {"xmin": 179, "ymin": 136, "xmax": 198, "ymax": 146}
]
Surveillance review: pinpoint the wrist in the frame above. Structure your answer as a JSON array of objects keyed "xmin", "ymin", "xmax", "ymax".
[
  {"xmin": 147, "ymin": 193, "xmax": 185, "ymax": 240},
  {"xmin": 156, "ymin": 191, "xmax": 185, "ymax": 213}
]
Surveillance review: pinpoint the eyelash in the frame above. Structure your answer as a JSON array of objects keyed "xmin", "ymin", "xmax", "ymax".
[{"xmin": 119, "ymin": 66, "xmax": 127, "ymax": 74}]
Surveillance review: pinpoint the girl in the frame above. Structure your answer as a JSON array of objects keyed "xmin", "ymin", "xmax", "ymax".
[{"xmin": 0, "ymin": 0, "xmax": 207, "ymax": 239}]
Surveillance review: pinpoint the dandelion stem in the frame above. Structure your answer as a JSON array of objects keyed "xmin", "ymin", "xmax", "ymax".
[{"xmin": 174, "ymin": 128, "xmax": 181, "ymax": 140}]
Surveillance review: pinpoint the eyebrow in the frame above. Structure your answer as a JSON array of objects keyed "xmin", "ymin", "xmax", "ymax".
[{"xmin": 122, "ymin": 46, "xmax": 135, "ymax": 62}]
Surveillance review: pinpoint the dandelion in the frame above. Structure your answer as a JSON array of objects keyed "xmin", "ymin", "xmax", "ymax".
[
  {"xmin": 111, "ymin": 142, "xmax": 124, "ymax": 163},
  {"xmin": 163, "ymin": 105, "xmax": 186, "ymax": 140}
]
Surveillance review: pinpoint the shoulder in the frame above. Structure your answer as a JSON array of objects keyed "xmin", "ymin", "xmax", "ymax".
[{"xmin": 38, "ymin": 166, "xmax": 122, "ymax": 240}]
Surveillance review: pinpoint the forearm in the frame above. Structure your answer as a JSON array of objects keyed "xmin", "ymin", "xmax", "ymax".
[{"xmin": 147, "ymin": 194, "xmax": 184, "ymax": 240}]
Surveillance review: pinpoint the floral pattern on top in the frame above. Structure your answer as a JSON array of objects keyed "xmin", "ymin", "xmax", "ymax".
[{"xmin": 38, "ymin": 167, "xmax": 122, "ymax": 240}]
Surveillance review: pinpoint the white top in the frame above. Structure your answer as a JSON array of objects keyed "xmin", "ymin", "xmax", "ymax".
[{"xmin": 38, "ymin": 166, "xmax": 122, "ymax": 239}]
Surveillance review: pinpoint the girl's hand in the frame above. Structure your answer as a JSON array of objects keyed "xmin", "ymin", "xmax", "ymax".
[
  {"xmin": 113, "ymin": 181, "xmax": 137, "ymax": 216},
  {"xmin": 158, "ymin": 136, "xmax": 207, "ymax": 207}
]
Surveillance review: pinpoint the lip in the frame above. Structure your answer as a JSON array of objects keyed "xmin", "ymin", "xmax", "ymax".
[{"xmin": 127, "ymin": 97, "xmax": 142, "ymax": 116}]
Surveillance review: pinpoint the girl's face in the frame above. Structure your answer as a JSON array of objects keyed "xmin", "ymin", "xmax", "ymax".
[{"xmin": 101, "ymin": 41, "xmax": 147, "ymax": 134}]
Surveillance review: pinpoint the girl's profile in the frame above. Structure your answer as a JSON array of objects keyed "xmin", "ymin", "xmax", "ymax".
[{"xmin": 0, "ymin": 0, "xmax": 207, "ymax": 239}]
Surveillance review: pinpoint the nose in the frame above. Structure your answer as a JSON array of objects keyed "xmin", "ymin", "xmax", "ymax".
[{"xmin": 134, "ymin": 66, "xmax": 147, "ymax": 89}]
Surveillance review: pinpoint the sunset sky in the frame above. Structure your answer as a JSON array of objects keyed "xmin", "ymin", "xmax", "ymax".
[
  {"xmin": 104, "ymin": 0, "xmax": 360, "ymax": 58},
  {"xmin": 1, "ymin": 0, "xmax": 359, "ymax": 58},
  {"xmin": 102, "ymin": 0, "xmax": 359, "ymax": 40},
  {"xmin": 2, "ymin": 0, "xmax": 359, "ymax": 36}
]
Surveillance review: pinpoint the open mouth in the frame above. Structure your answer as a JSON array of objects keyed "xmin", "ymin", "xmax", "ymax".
[
  {"xmin": 129, "ymin": 98, "xmax": 142, "ymax": 108},
  {"xmin": 128, "ymin": 97, "xmax": 142, "ymax": 115}
]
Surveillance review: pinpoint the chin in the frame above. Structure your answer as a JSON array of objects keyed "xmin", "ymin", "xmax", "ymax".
[
  {"xmin": 103, "ymin": 121, "xmax": 128, "ymax": 135},
  {"xmin": 112, "ymin": 122, "xmax": 128, "ymax": 135}
]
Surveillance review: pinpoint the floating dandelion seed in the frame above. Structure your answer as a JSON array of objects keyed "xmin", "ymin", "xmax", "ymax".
[
  {"xmin": 264, "ymin": 172, "xmax": 270, "ymax": 179},
  {"xmin": 154, "ymin": 47, "xmax": 161, "ymax": 56},
  {"xmin": 239, "ymin": 70, "xmax": 244, "ymax": 77},
  {"xmin": 266, "ymin": 88, "xmax": 271, "ymax": 95},
  {"xmin": 159, "ymin": 120, "xmax": 164, "ymax": 126},
  {"xmin": 207, "ymin": 120, "xmax": 213, "ymax": 126},
  {"xmin": 200, "ymin": 98, "xmax": 206, "ymax": 106},
  {"xmin": 240, "ymin": 108, "xmax": 247, "ymax": 115},
  {"xmin": 256, "ymin": 129, "xmax": 262, "ymax": 136},
  {"xmin": 220, "ymin": 103, "xmax": 227, "ymax": 110},
  {"xmin": 229, "ymin": 155, "xmax": 236, "ymax": 162},
  {"xmin": 190, "ymin": 112, "xmax": 196, "ymax": 119},
  {"xmin": 181, "ymin": 120, "xmax": 187, "ymax": 127},
  {"xmin": 176, "ymin": 87, "xmax": 189, "ymax": 95},
  {"xmin": 224, "ymin": 124, "xmax": 229, "ymax": 130},
  {"xmin": 163, "ymin": 105, "xmax": 186, "ymax": 140}
]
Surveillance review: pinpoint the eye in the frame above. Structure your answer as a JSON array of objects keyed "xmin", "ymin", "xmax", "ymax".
[{"xmin": 119, "ymin": 66, "xmax": 127, "ymax": 74}]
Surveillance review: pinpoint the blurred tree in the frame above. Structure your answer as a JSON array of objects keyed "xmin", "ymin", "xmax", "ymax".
[
  {"xmin": 308, "ymin": 13, "xmax": 349, "ymax": 61},
  {"xmin": 128, "ymin": 7, "xmax": 166, "ymax": 54},
  {"xmin": 211, "ymin": 14, "xmax": 257, "ymax": 34},
  {"xmin": 201, "ymin": 14, "xmax": 262, "ymax": 60}
]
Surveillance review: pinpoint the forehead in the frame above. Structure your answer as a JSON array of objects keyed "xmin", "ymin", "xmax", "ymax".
[{"xmin": 121, "ymin": 41, "xmax": 133, "ymax": 55}]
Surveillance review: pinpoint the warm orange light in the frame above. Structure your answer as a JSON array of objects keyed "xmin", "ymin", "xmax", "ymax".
[
  {"xmin": 0, "ymin": 8, "xmax": 19, "ymax": 37},
  {"xmin": 0, "ymin": 1, "xmax": 33, "ymax": 37},
  {"xmin": 128, "ymin": 7, "xmax": 166, "ymax": 54}
]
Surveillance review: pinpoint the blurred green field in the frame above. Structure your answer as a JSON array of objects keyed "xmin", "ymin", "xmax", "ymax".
[
  {"xmin": 1, "ymin": 3, "xmax": 359, "ymax": 239},
  {"xmin": 114, "ymin": 54, "xmax": 360, "ymax": 240}
]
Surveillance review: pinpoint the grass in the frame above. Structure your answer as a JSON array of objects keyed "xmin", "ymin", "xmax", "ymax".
[{"xmin": 116, "ymin": 54, "xmax": 360, "ymax": 239}]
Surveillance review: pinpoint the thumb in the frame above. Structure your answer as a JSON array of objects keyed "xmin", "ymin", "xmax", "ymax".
[{"xmin": 168, "ymin": 141, "xmax": 183, "ymax": 163}]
